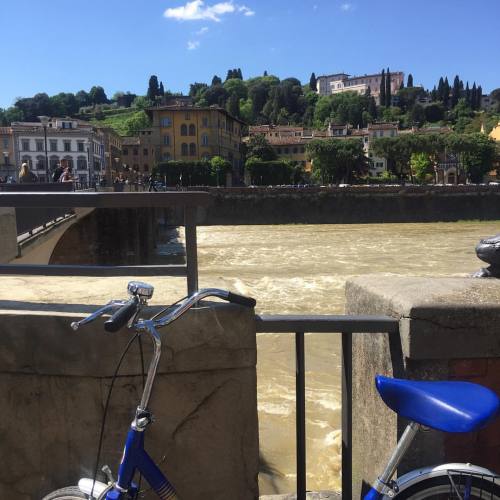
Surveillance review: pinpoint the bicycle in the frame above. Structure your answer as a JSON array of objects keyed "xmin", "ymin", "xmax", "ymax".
[
  {"xmin": 364, "ymin": 375, "xmax": 500, "ymax": 499},
  {"xmin": 42, "ymin": 281, "xmax": 256, "ymax": 500}
]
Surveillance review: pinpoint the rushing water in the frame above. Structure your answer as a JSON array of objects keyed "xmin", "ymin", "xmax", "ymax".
[{"xmin": 190, "ymin": 221, "xmax": 500, "ymax": 495}]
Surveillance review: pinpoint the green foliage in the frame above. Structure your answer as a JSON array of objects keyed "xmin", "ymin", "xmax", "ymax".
[
  {"xmin": 91, "ymin": 110, "xmax": 151, "ymax": 136},
  {"xmin": 210, "ymin": 156, "xmax": 231, "ymax": 185},
  {"xmin": 424, "ymin": 103, "xmax": 445, "ymax": 123},
  {"xmin": 407, "ymin": 74, "xmax": 414, "ymax": 87},
  {"xmin": 223, "ymin": 78, "xmax": 248, "ymax": 100},
  {"xmin": 307, "ymin": 138, "xmax": 368, "ymax": 184},
  {"xmin": 156, "ymin": 160, "xmax": 224, "ymax": 186},
  {"xmin": 309, "ymin": 73, "xmax": 317, "ymax": 91},
  {"xmin": 245, "ymin": 158, "xmax": 297, "ymax": 185},
  {"xmin": 132, "ymin": 96, "xmax": 153, "ymax": 110},
  {"xmin": 410, "ymin": 152, "xmax": 432, "ymax": 183},
  {"xmin": 89, "ymin": 86, "xmax": 108, "ymax": 105},
  {"xmin": 147, "ymin": 75, "xmax": 161, "ymax": 101},
  {"xmin": 0, "ymin": 106, "xmax": 24, "ymax": 125},
  {"xmin": 245, "ymin": 134, "xmax": 277, "ymax": 161}
]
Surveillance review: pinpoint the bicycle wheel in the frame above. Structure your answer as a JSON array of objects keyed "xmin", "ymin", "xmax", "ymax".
[
  {"xmin": 392, "ymin": 472, "xmax": 500, "ymax": 499},
  {"xmin": 42, "ymin": 486, "xmax": 87, "ymax": 499}
]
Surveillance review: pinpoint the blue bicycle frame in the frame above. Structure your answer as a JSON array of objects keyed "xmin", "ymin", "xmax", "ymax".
[{"xmin": 105, "ymin": 425, "xmax": 177, "ymax": 500}]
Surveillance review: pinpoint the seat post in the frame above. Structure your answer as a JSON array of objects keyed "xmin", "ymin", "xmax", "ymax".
[{"xmin": 372, "ymin": 421, "xmax": 421, "ymax": 494}]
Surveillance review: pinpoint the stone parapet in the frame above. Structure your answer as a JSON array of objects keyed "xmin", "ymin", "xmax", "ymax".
[
  {"xmin": 0, "ymin": 207, "xmax": 17, "ymax": 262},
  {"xmin": 345, "ymin": 276, "xmax": 500, "ymax": 498},
  {"xmin": 0, "ymin": 297, "xmax": 258, "ymax": 499}
]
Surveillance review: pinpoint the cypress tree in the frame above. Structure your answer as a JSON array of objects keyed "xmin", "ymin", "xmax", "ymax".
[
  {"xmin": 451, "ymin": 75, "xmax": 460, "ymax": 108},
  {"xmin": 237, "ymin": 68, "xmax": 243, "ymax": 80},
  {"xmin": 147, "ymin": 75, "xmax": 160, "ymax": 101},
  {"xmin": 477, "ymin": 85, "xmax": 483, "ymax": 109},
  {"xmin": 399, "ymin": 80, "xmax": 404, "ymax": 90},
  {"xmin": 437, "ymin": 77, "xmax": 444, "ymax": 101},
  {"xmin": 465, "ymin": 82, "xmax": 471, "ymax": 106},
  {"xmin": 443, "ymin": 77, "xmax": 450, "ymax": 107},
  {"xmin": 407, "ymin": 73, "xmax": 414, "ymax": 87},
  {"xmin": 263, "ymin": 70, "xmax": 268, "ymax": 76},
  {"xmin": 431, "ymin": 86, "xmax": 437, "ymax": 101},
  {"xmin": 226, "ymin": 69, "xmax": 234, "ymax": 81},
  {"xmin": 159, "ymin": 81, "xmax": 165, "ymax": 96},
  {"xmin": 385, "ymin": 67, "xmax": 392, "ymax": 107},
  {"xmin": 379, "ymin": 69, "xmax": 386, "ymax": 107},
  {"xmin": 471, "ymin": 83, "xmax": 477, "ymax": 110},
  {"xmin": 212, "ymin": 75, "xmax": 222, "ymax": 86},
  {"xmin": 368, "ymin": 96, "xmax": 377, "ymax": 118},
  {"xmin": 226, "ymin": 93, "xmax": 240, "ymax": 118},
  {"xmin": 309, "ymin": 72, "xmax": 317, "ymax": 91}
]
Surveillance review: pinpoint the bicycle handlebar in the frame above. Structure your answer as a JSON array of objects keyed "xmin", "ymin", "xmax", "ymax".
[{"xmin": 104, "ymin": 296, "xmax": 139, "ymax": 333}]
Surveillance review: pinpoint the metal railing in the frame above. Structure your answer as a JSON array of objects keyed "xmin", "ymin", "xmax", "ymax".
[
  {"xmin": 256, "ymin": 314, "xmax": 399, "ymax": 499},
  {"xmin": 0, "ymin": 191, "xmax": 213, "ymax": 295}
]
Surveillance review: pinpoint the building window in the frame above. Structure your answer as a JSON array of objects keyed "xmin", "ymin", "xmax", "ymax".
[
  {"xmin": 22, "ymin": 140, "xmax": 30, "ymax": 151},
  {"xmin": 50, "ymin": 140, "xmax": 57, "ymax": 151},
  {"xmin": 181, "ymin": 143, "xmax": 188, "ymax": 156},
  {"xmin": 123, "ymin": 148, "xmax": 129, "ymax": 156},
  {"xmin": 201, "ymin": 134, "xmax": 209, "ymax": 146},
  {"xmin": 2, "ymin": 138, "xmax": 8, "ymax": 149},
  {"xmin": 293, "ymin": 147, "xmax": 298, "ymax": 154},
  {"xmin": 160, "ymin": 117, "xmax": 172, "ymax": 127},
  {"xmin": 64, "ymin": 141, "xmax": 71, "ymax": 152},
  {"xmin": 144, "ymin": 164, "xmax": 149, "ymax": 172},
  {"xmin": 163, "ymin": 135, "xmax": 170, "ymax": 146},
  {"xmin": 202, "ymin": 117, "xmax": 209, "ymax": 127},
  {"xmin": 300, "ymin": 147, "xmax": 305, "ymax": 153},
  {"xmin": 143, "ymin": 148, "xmax": 148, "ymax": 156},
  {"xmin": 133, "ymin": 148, "xmax": 138, "ymax": 156},
  {"xmin": 36, "ymin": 140, "xmax": 44, "ymax": 152},
  {"xmin": 77, "ymin": 157, "xmax": 87, "ymax": 170},
  {"xmin": 77, "ymin": 142, "xmax": 85, "ymax": 152},
  {"xmin": 181, "ymin": 124, "xmax": 188, "ymax": 136},
  {"xmin": 284, "ymin": 147, "xmax": 289, "ymax": 154},
  {"xmin": 162, "ymin": 153, "xmax": 171, "ymax": 161},
  {"xmin": 189, "ymin": 143, "xmax": 196, "ymax": 156},
  {"xmin": 36, "ymin": 156, "xmax": 46, "ymax": 170},
  {"xmin": 189, "ymin": 124, "xmax": 196, "ymax": 136},
  {"xmin": 277, "ymin": 148, "xmax": 282, "ymax": 154}
]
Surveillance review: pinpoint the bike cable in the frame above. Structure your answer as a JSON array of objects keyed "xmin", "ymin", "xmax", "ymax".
[
  {"xmin": 90, "ymin": 332, "xmax": 140, "ymax": 500},
  {"xmin": 136, "ymin": 334, "xmax": 146, "ymax": 499}
]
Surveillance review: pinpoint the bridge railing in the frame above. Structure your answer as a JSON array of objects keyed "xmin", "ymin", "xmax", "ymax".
[
  {"xmin": 0, "ymin": 191, "xmax": 212, "ymax": 294},
  {"xmin": 256, "ymin": 314, "xmax": 399, "ymax": 499}
]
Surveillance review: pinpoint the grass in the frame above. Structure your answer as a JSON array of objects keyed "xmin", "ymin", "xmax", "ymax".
[{"xmin": 89, "ymin": 109, "xmax": 142, "ymax": 136}]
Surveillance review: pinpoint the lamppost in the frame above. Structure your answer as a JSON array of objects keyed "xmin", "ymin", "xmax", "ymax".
[
  {"xmin": 114, "ymin": 157, "xmax": 120, "ymax": 182},
  {"xmin": 38, "ymin": 116, "xmax": 50, "ymax": 181}
]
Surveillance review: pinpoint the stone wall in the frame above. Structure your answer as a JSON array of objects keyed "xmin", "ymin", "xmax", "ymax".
[
  {"xmin": 345, "ymin": 276, "xmax": 500, "ymax": 498},
  {"xmin": 0, "ymin": 300, "xmax": 259, "ymax": 499}
]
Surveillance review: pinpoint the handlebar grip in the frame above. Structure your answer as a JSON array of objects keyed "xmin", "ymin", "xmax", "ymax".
[
  {"xmin": 227, "ymin": 291, "xmax": 256, "ymax": 308},
  {"xmin": 104, "ymin": 297, "xmax": 139, "ymax": 333}
]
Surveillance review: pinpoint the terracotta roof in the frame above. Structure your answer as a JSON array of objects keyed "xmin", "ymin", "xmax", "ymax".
[{"xmin": 368, "ymin": 122, "xmax": 398, "ymax": 130}]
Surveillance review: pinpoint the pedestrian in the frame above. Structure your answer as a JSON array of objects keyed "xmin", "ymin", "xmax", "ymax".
[
  {"xmin": 19, "ymin": 162, "xmax": 38, "ymax": 183},
  {"xmin": 59, "ymin": 166, "xmax": 73, "ymax": 182},
  {"xmin": 52, "ymin": 163, "xmax": 64, "ymax": 182},
  {"xmin": 148, "ymin": 173, "xmax": 157, "ymax": 192}
]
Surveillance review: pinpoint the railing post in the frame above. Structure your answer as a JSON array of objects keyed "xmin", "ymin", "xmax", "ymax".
[
  {"xmin": 184, "ymin": 205, "xmax": 199, "ymax": 295},
  {"xmin": 296, "ymin": 331, "xmax": 306, "ymax": 500},
  {"xmin": 342, "ymin": 331, "xmax": 353, "ymax": 500}
]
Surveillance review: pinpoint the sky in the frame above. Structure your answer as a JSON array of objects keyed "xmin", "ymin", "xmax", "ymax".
[{"xmin": 1, "ymin": 0, "xmax": 499, "ymax": 108}]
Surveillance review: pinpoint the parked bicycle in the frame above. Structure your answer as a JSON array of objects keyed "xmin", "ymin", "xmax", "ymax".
[
  {"xmin": 364, "ymin": 375, "xmax": 500, "ymax": 499},
  {"xmin": 42, "ymin": 281, "xmax": 256, "ymax": 500}
]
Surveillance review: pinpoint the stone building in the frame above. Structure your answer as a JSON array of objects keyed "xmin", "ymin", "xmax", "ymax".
[
  {"xmin": 146, "ymin": 104, "xmax": 244, "ymax": 172},
  {"xmin": 121, "ymin": 129, "xmax": 155, "ymax": 180},
  {"xmin": 11, "ymin": 118, "xmax": 105, "ymax": 183},
  {"xmin": 0, "ymin": 127, "xmax": 15, "ymax": 180}
]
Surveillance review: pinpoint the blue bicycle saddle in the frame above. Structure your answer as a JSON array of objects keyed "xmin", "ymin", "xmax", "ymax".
[{"xmin": 375, "ymin": 375, "xmax": 500, "ymax": 433}]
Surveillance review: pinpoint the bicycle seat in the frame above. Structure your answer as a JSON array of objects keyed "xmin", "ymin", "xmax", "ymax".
[{"xmin": 375, "ymin": 375, "xmax": 500, "ymax": 433}]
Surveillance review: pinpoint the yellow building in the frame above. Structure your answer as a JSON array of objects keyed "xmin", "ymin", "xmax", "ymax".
[
  {"xmin": 147, "ymin": 105, "xmax": 244, "ymax": 171},
  {"xmin": 490, "ymin": 122, "xmax": 500, "ymax": 142}
]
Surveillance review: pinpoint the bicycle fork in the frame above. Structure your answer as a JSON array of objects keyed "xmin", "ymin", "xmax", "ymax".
[{"xmin": 364, "ymin": 421, "xmax": 421, "ymax": 499}]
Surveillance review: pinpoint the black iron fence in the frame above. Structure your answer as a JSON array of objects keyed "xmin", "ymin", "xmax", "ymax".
[{"xmin": 256, "ymin": 315, "xmax": 399, "ymax": 499}]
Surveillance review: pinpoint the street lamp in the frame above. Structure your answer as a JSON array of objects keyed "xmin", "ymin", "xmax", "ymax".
[
  {"xmin": 2, "ymin": 151, "xmax": 9, "ymax": 180},
  {"xmin": 38, "ymin": 116, "xmax": 50, "ymax": 181}
]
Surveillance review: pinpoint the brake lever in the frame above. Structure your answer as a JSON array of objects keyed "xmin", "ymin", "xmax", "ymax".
[{"xmin": 70, "ymin": 300, "xmax": 128, "ymax": 331}]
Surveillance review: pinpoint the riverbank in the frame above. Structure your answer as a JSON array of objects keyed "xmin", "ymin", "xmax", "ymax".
[{"xmin": 193, "ymin": 185, "xmax": 500, "ymax": 225}]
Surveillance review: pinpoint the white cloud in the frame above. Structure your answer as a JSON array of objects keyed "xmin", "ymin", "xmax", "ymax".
[
  {"xmin": 187, "ymin": 40, "xmax": 201, "ymax": 50},
  {"xmin": 340, "ymin": 3, "xmax": 352, "ymax": 11},
  {"xmin": 165, "ymin": 0, "xmax": 255, "ymax": 22},
  {"xmin": 196, "ymin": 26, "xmax": 209, "ymax": 35}
]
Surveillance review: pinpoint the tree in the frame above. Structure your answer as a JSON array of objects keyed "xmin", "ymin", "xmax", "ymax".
[
  {"xmin": 385, "ymin": 68, "xmax": 392, "ymax": 107},
  {"xmin": 89, "ymin": 86, "xmax": 108, "ymax": 105},
  {"xmin": 189, "ymin": 82, "xmax": 209, "ymax": 98},
  {"xmin": 124, "ymin": 111, "xmax": 152, "ymax": 136},
  {"xmin": 226, "ymin": 93, "xmax": 240, "ymax": 118},
  {"xmin": 223, "ymin": 78, "xmax": 248, "ymax": 99},
  {"xmin": 245, "ymin": 158, "xmax": 295, "ymax": 185},
  {"xmin": 132, "ymin": 95, "xmax": 152, "ymax": 110},
  {"xmin": 210, "ymin": 156, "xmax": 231, "ymax": 186},
  {"xmin": 75, "ymin": 90, "xmax": 90, "ymax": 108},
  {"xmin": 409, "ymin": 104, "xmax": 426, "ymax": 127},
  {"xmin": 451, "ymin": 75, "xmax": 461, "ymax": 108},
  {"xmin": 465, "ymin": 82, "xmax": 471, "ymax": 106},
  {"xmin": 211, "ymin": 75, "xmax": 222, "ymax": 86},
  {"xmin": 443, "ymin": 77, "xmax": 450, "ymax": 108},
  {"xmin": 410, "ymin": 152, "xmax": 432, "ymax": 183},
  {"xmin": 477, "ymin": 85, "xmax": 483, "ymax": 110},
  {"xmin": 245, "ymin": 134, "xmax": 277, "ymax": 161},
  {"xmin": 424, "ymin": 103, "xmax": 445, "ymax": 123},
  {"xmin": 203, "ymin": 85, "xmax": 229, "ymax": 106},
  {"xmin": 380, "ymin": 69, "xmax": 386, "ymax": 108},
  {"xmin": 471, "ymin": 83, "xmax": 477, "ymax": 110},
  {"xmin": 237, "ymin": 68, "xmax": 243, "ymax": 80},
  {"xmin": 307, "ymin": 138, "xmax": 368, "ymax": 184},
  {"xmin": 368, "ymin": 96, "xmax": 378, "ymax": 119},
  {"xmin": 159, "ymin": 81, "xmax": 165, "ymax": 96},
  {"xmin": 407, "ymin": 74, "xmax": 414, "ymax": 87},
  {"xmin": 0, "ymin": 106, "xmax": 24, "ymax": 125},
  {"xmin": 263, "ymin": 70, "xmax": 268, "ymax": 76},
  {"xmin": 309, "ymin": 72, "xmax": 317, "ymax": 91},
  {"xmin": 225, "ymin": 69, "xmax": 235, "ymax": 81},
  {"xmin": 147, "ymin": 75, "xmax": 160, "ymax": 101}
]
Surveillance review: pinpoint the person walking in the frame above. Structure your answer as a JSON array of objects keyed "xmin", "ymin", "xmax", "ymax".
[
  {"xmin": 148, "ymin": 173, "xmax": 157, "ymax": 192},
  {"xmin": 19, "ymin": 162, "xmax": 38, "ymax": 183},
  {"xmin": 52, "ymin": 163, "xmax": 64, "ymax": 182}
]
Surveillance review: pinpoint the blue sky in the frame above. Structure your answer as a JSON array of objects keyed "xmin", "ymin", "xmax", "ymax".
[{"xmin": 1, "ymin": 0, "xmax": 499, "ymax": 108}]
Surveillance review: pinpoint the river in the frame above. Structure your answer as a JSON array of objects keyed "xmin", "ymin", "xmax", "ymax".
[{"xmin": 191, "ymin": 221, "xmax": 499, "ymax": 495}]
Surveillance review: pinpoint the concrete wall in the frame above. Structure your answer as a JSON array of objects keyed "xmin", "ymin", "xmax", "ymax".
[
  {"xmin": 345, "ymin": 276, "xmax": 500, "ymax": 498},
  {"xmin": 0, "ymin": 300, "xmax": 259, "ymax": 499},
  {"xmin": 0, "ymin": 207, "xmax": 18, "ymax": 262}
]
